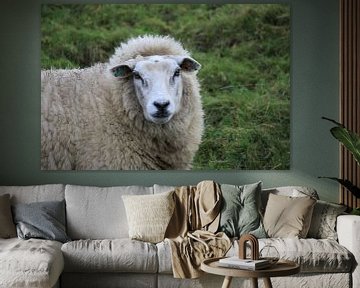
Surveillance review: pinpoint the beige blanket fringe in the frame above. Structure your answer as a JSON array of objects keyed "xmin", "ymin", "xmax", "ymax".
[{"xmin": 165, "ymin": 180, "xmax": 231, "ymax": 279}]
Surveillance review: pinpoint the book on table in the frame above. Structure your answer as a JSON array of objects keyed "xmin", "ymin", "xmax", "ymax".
[{"xmin": 218, "ymin": 257, "xmax": 271, "ymax": 270}]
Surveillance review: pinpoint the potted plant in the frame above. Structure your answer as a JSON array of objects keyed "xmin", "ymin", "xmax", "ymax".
[{"xmin": 320, "ymin": 117, "xmax": 360, "ymax": 215}]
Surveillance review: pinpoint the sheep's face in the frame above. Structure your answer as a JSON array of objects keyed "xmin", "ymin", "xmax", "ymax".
[{"xmin": 111, "ymin": 55, "xmax": 201, "ymax": 124}]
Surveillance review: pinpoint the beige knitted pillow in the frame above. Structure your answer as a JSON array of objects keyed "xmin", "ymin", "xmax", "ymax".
[{"xmin": 122, "ymin": 191, "xmax": 175, "ymax": 243}]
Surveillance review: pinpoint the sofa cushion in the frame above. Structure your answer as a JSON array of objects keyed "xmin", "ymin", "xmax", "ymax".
[
  {"xmin": 122, "ymin": 191, "xmax": 175, "ymax": 243},
  {"xmin": 12, "ymin": 200, "xmax": 70, "ymax": 243},
  {"xmin": 260, "ymin": 238, "xmax": 354, "ymax": 273},
  {"xmin": 263, "ymin": 193, "xmax": 316, "ymax": 238},
  {"xmin": 61, "ymin": 239, "xmax": 158, "ymax": 273},
  {"xmin": 0, "ymin": 184, "xmax": 65, "ymax": 204},
  {"xmin": 228, "ymin": 238, "xmax": 353, "ymax": 273},
  {"xmin": 218, "ymin": 182, "xmax": 266, "ymax": 238},
  {"xmin": 0, "ymin": 238, "xmax": 64, "ymax": 288},
  {"xmin": 158, "ymin": 237, "xmax": 354, "ymax": 275},
  {"xmin": 0, "ymin": 194, "xmax": 16, "ymax": 238},
  {"xmin": 307, "ymin": 200, "xmax": 347, "ymax": 240},
  {"xmin": 65, "ymin": 185, "xmax": 153, "ymax": 239}
]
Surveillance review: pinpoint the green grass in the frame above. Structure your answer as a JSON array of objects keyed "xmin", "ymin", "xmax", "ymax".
[{"xmin": 41, "ymin": 4, "xmax": 290, "ymax": 170}]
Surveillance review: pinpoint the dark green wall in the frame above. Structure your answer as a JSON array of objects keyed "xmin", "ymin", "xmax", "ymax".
[{"xmin": 0, "ymin": 0, "xmax": 340, "ymax": 202}]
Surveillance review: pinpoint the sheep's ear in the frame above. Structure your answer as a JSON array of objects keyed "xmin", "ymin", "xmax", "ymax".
[
  {"xmin": 176, "ymin": 56, "xmax": 201, "ymax": 72},
  {"xmin": 110, "ymin": 64, "xmax": 133, "ymax": 78}
]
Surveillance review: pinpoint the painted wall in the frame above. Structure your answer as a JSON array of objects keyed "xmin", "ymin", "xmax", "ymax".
[{"xmin": 0, "ymin": 0, "xmax": 340, "ymax": 202}]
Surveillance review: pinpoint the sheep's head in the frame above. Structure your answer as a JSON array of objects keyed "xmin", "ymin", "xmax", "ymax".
[{"xmin": 110, "ymin": 55, "xmax": 201, "ymax": 125}]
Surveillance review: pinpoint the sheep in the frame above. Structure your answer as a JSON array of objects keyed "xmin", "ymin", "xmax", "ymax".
[{"xmin": 41, "ymin": 35, "xmax": 204, "ymax": 170}]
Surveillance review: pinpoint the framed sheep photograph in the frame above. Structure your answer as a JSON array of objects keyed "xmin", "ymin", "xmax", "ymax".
[{"xmin": 41, "ymin": 4, "xmax": 290, "ymax": 171}]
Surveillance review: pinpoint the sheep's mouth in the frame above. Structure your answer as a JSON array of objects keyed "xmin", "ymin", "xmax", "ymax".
[{"xmin": 149, "ymin": 112, "xmax": 173, "ymax": 124}]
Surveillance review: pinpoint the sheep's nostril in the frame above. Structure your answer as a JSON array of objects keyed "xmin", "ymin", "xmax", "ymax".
[{"xmin": 153, "ymin": 101, "xmax": 170, "ymax": 110}]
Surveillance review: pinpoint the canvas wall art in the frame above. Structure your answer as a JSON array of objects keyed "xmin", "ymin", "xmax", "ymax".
[{"xmin": 41, "ymin": 4, "xmax": 290, "ymax": 170}]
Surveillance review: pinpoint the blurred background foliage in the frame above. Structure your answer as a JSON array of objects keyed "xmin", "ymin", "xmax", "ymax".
[{"xmin": 41, "ymin": 4, "xmax": 290, "ymax": 170}]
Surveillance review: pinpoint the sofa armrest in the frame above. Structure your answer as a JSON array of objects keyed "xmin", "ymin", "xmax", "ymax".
[{"xmin": 337, "ymin": 215, "xmax": 360, "ymax": 288}]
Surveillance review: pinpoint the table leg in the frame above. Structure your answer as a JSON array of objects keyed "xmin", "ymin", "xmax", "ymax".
[
  {"xmin": 251, "ymin": 278, "xmax": 258, "ymax": 288},
  {"xmin": 222, "ymin": 276, "xmax": 233, "ymax": 288},
  {"xmin": 263, "ymin": 277, "xmax": 273, "ymax": 288}
]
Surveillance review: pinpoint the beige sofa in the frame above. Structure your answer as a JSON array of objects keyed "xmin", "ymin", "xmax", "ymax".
[{"xmin": 0, "ymin": 184, "xmax": 359, "ymax": 288}]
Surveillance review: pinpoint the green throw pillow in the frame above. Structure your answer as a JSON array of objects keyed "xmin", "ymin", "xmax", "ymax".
[{"xmin": 218, "ymin": 182, "xmax": 266, "ymax": 238}]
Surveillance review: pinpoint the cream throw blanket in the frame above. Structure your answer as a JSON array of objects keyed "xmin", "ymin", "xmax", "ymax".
[{"xmin": 165, "ymin": 181, "xmax": 231, "ymax": 278}]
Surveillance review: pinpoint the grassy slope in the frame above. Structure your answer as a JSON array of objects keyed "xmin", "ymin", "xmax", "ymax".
[{"xmin": 41, "ymin": 4, "xmax": 290, "ymax": 170}]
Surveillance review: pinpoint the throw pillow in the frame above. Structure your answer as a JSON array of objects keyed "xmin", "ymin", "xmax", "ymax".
[
  {"xmin": 263, "ymin": 193, "xmax": 316, "ymax": 238},
  {"xmin": 307, "ymin": 200, "xmax": 347, "ymax": 240},
  {"xmin": 122, "ymin": 190, "xmax": 175, "ymax": 243},
  {"xmin": 218, "ymin": 182, "xmax": 267, "ymax": 238},
  {"xmin": 0, "ymin": 194, "xmax": 17, "ymax": 238},
  {"xmin": 12, "ymin": 200, "xmax": 70, "ymax": 243}
]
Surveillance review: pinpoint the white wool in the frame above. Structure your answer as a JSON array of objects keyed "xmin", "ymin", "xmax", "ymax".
[{"xmin": 41, "ymin": 35, "xmax": 204, "ymax": 170}]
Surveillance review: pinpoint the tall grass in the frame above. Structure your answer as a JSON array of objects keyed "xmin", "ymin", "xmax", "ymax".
[{"xmin": 41, "ymin": 4, "xmax": 290, "ymax": 170}]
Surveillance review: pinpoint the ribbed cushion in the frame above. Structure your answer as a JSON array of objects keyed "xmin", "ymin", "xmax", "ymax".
[
  {"xmin": 62, "ymin": 239, "xmax": 158, "ymax": 273},
  {"xmin": 65, "ymin": 185, "xmax": 153, "ymax": 239},
  {"xmin": 0, "ymin": 238, "xmax": 63, "ymax": 288}
]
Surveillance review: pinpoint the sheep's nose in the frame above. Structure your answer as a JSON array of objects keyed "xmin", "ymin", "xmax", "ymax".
[{"xmin": 153, "ymin": 101, "xmax": 170, "ymax": 110}]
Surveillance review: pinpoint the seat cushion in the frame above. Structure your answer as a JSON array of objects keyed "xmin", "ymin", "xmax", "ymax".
[
  {"xmin": 226, "ymin": 238, "xmax": 354, "ymax": 273},
  {"xmin": 157, "ymin": 238, "xmax": 354, "ymax": 274},
  {"xmin": 61, "ymin": 239, "xmax": 158, "ymax": 273},
  {"xmin": 0, "ymin": 238, "xmax": 64, "ymax": 288},
  {"xmin": 65, "ymin": 185, "xmax": 153, "ymax": 239}
]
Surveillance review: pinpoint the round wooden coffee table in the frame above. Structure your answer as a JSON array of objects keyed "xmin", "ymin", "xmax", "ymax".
[{"xmin": 201, "ymin": 257, "xmax": 300, "ymax": 288}]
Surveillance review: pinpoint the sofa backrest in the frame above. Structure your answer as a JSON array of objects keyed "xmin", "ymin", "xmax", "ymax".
[
  {"xmin": 0, "ymin": 184, "xmax": 65, "ymax": 204},
  {"xmin": 65, "ymin": 184, "xmax": 153, "ymax": 240}
]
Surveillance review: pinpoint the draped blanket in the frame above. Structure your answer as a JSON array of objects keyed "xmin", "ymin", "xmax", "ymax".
[{"xmin": 165, "ymin": 181, "xmax": 231, "ymax": 278}]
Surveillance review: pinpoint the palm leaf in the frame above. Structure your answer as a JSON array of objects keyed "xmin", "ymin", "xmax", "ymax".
[
  {"xmin": 318, "ymin": 177, "xmax": 360, "ymax": 199},
  {"xmin": 322, "ymin": 117, "xmax": 360, "ymax": 165}
]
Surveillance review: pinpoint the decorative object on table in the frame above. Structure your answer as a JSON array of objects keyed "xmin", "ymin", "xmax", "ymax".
[
  {"xmin": 320, "ymin": 117, "xmax": 360, "ymax": 211},
  {"xmin": 216, "ymin": 234, "xmax": 272, "ymax": 271},
  {"xmin": 259, "ymin": 245, "xmax": 280, "ymax": 265},
  {"xmin": 238, "ymin": 233, "xmax": 260, "ymax": 260}
]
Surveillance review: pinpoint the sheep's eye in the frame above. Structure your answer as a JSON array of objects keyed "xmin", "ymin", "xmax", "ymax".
[
  {"xmin": 173, "ymin": 69, "xmax": 181, "ymax": 78},
  {"xmin": 133, "ymin": 72, "xmax": 142, "ymax": 80}
]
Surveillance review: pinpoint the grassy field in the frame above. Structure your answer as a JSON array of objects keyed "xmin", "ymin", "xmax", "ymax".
[{"xmin": 41, "ymin": 4, "xmax": 290, "ymax": 170}]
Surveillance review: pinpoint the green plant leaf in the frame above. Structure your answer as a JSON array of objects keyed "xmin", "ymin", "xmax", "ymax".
[
  {"xmin": 322, "ymin": 117, "xmax": 360, "ymax": 165},
  {"xmin": 318, "ymin": 177, "xmax": 360, "ymax": 199},
  {"xmin": 330, "ymin": 127, "xmax": 360, "ymax": 165}
]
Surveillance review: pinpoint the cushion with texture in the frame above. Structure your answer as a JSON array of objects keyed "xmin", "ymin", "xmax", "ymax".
[
  {"xmin": 0, "ymin": 194, "xmax": 16, "ymax": 238},
  {"xmin": 218, "ymin": 182, "xmax": 266, "ymax": 238},
  {"xmin": 65, "ymin": 184, "xmax": 153, "ymax": 239},
  {"xmin": 61, "ymin": 239, "xmax": 158, "ymax": 273},
  {"xmin": 307, "ymin": 200, "xmax": 347, "ymax": 240},
  {"xmin": 263, "ymin": 193, "xmax": 316, "ymax": 238},
  {"xmin": 12, "ymin": 200, "xmax": 70, "ymax": 243},
  {"xmin": 122, "ymin": 190, "xmax": 175, "ymax": 243},
  {"xmin": 0, "ymin": 238, "xmax": 64, "ymax": 288}
]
